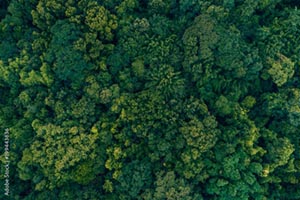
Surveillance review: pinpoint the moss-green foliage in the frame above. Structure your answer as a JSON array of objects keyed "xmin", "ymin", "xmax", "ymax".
[{"xmin": 1, "ymin": 0, "xmax": 300, "ymax": 199}]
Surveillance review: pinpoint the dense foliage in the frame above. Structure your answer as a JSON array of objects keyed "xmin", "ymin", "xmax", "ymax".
[{"xmin": 1, "ymin": 0, "xmax": 300, "ymax": 199}]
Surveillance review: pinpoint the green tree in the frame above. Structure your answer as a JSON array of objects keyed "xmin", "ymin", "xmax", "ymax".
[
  {"xmin": 17, "ymin": 121, "xmax": 105, "ymax": 190},
  {"xmin": 84, "ymin": 1, "xmax": 117, "ymax": 41}
]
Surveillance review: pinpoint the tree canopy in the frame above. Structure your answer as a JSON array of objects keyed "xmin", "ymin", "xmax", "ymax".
[{"xmin": 1, "ymin": 0, "xmax": 300, "ymax": 199}]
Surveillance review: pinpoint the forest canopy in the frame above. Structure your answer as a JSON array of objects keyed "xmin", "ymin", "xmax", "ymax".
[{"xmin": 1, "ymin": 0, "xmax": 300, "ymax": 199}]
